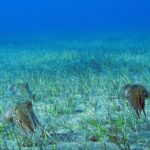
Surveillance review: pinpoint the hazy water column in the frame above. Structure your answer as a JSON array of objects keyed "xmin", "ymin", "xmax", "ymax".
[{"xmin": 0, "ymin": 0, "xmax": 149, "ymax": 36}]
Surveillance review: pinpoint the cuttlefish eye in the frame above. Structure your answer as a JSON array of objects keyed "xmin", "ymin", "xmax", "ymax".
[{"xmin": 26, "ymin": 101, "xmax": 32, "ymax": 108}]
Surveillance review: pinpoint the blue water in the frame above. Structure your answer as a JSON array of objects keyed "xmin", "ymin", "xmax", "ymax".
[
  {"xmin": 1, "ymin": 1, "xmax": 150, "ymax": 149},
  {"xmin": 0, "ymin": 0, "xmax": 150, "ymax": 38}
]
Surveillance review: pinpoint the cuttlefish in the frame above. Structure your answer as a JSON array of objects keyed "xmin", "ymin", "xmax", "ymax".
[
  {"xmin": 3, "ymin": 101, "xmax": 50, "ymax": 137},
  {"xmin": 123, "ymin": 84, "xmax": 150, "ymax": 117}
]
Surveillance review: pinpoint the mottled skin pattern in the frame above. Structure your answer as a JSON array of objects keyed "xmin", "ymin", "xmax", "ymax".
[
  {"xmin": 4, "ymin": 101, "xmax": 41, "ymax": 137},
  {"xmin": 124, "ymin": 84, "xmax": 149, "ymax": 117},
  {"xmin": 15, "ymin": 101, "xmax": 40, "ymax": 130}
]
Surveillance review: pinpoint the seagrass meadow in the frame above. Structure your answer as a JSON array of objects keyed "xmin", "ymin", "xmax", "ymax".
[{"xmin": 0, "ymin": 32, "xmax": 150, "ymax": 149}]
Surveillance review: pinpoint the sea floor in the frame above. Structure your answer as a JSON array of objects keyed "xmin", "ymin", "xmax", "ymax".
[{"xmin": 0, "ymin": 33, "xmax": 150, "ymax": 149}]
